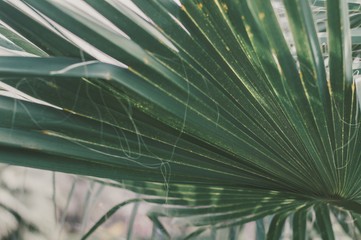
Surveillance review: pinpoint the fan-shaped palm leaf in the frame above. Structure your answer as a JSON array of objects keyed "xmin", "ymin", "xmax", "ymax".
[{"xmin": 0, "ymin": 0, "xmax": 360, "ymax": 239}]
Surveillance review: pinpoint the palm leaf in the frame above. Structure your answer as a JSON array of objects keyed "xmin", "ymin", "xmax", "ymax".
[{"xmin": 0, "ymin": 0, "xmax": 360, "ymax": 239}]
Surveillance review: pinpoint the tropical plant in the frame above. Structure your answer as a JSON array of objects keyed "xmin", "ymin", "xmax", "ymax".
[{"xmin": 0, "ymin": 0, "xmax": 361, "ymax": 239}]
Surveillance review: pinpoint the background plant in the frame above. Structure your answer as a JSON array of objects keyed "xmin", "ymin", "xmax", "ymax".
[{"xmin": 0, "ymin": 0, "xmax": 361, "ymax": 239}]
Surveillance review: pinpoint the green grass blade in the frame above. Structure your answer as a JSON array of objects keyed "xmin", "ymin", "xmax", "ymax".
[
  {"xmin": 314, "ymin": 204, "xmax": 335, "ymax": 240},
  {"xmin": 256, "ymin": 218, "xmax": 266, "ymax": 240},
  {"xmin": 81, "ymin": 198, "xmax": 143, "ymax": 240},
  {"xmin": 126, "ymin": 199, "xmax": 140, "ymax": 240},
  {"xmin": 266, "ymin": 212, "xmax": 288, "ymax": 240},
  {"xmin": 292, "ymin": 207, "xmax": 308, "ymax": 240},
  {"xmin": 148, "ymin": 215, "xmax": 171, "ymax": 240},
  {"xmin": 184, "ymin": 228, "xmax": 206, "ymax": 240}
]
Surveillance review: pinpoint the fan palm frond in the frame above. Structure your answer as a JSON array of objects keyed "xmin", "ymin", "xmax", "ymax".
[{"xmin": 0, "ymin": 0, "xmax": 360, "ymax": 239}]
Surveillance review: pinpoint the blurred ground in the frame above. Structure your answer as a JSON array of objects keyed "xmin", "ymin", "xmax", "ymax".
[
  {"xmin": 0, "ymin": 164, "xmax": 155, "ymax": 240},
  {"xmin": 0, "ymin": 164, "xmax": 353, "ymax": 240},
  {"xmin": 0, "ymin": 164, "xmax": 219, "ymax": 240}
]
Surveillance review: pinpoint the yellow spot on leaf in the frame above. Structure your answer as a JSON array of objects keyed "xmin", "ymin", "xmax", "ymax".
[
  {"xmin": 144, "ymin": 57, "xmax": 149, "ymax": 65},
  {"xmin": 198, "ymin": 3, "xmax": 203, "ymax": 9},
  {"xmin": 27, "ymin": 146, "xmax": 41, "ymax": 150},
  {"xmin": 241, "ymin": 16, "xmax": 245, "ymax": 20},
  {"xmin": 181, "ymin": 5, "xmax": 186, "ymax": 11},
  {"xmin": 299, "ymin": 71, "xmax": 303, "ymax": 78},
  {"xmin": 226, "ymin": 46, "xmax": 230, "ymax": 51},
  {"xmin": 259, "ymin": 12, "xmax": 265, "ymax": 20},
  {"xmin": 246, "ymin": 25, "xmax": 251, "ymax": 31},
  {"xmin": 222, "ymin": 3, "xmax": 228, "ymax": 12},
  {"xmin": 105, "ymin": 72, "xmax": 111, "ymax": 80},
  {"xmin": 63, "ymin": 108, "xmax": 76, "ymax": 114},
  {"xmin": 46, "ymin": 82, "xmax": 57, "ymax": 88}
]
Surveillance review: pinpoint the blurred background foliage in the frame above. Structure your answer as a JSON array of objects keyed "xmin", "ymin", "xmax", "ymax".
[{"xmin": 0, "ymin": 0, "xmax": 361, "ymax": 239}]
